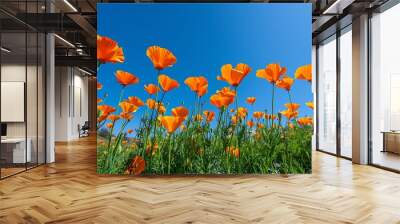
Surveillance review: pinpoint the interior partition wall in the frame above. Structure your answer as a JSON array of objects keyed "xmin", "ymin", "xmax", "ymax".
[
  {"xmin": 370, "ymin": 2, "xmax": 400, "ymax": 172},
  {"xmin": 0, "ymin": 1, "xmax": 46, "ymax": 179},
  {"xmin": 339, "ymin": 26, "xmax": 352, "ymax": 159},
  {"xmin": 317, "ymin": 35, "xmax": 337, "ymax": 155},
  {"xmin": 316, "ymin": 25, "xmax": 353, "ymax": 159}
]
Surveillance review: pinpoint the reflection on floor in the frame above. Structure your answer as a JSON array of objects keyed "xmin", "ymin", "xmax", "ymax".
[
  {"xmin": 0, "ymin": 163, "xmax": 42, "ymax": 178},
  {"xmin": 373, "ymin": 151, "xmax": 400, "ymax": 171},
  {"xmin": 0, "ymin": 167, "xmax": 25, "ymax": 178}
]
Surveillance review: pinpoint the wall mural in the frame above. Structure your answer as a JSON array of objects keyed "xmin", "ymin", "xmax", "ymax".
[{"xmin": 97, "ymin": 3, "xmax": 313, "ymax": 175}]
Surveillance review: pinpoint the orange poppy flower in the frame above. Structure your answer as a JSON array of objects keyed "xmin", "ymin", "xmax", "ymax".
[
  {"xmin": 125, "ymin": 156, "xmax": 145, "ymax": 175},
  {"xmin": 231, "ymin": 115, "xmax": 238, "ymax": 125},
  {"xmin": 98, "ymin": 105, "xmax": 116, "ymax": 114},
  {"xmin": 209, "ymin": 95, "xmax": 224, "ymax": 109},
  {"xmin": 306, "ymin": 102, "xmax": 314, "ymax": 110},
  {"xmin": 97, "ymin": 35, "xmax": 124, "ymax": 64},
  {"xmin": 209, "ymin": 87, "xmax": 236, "ymax": 109},
  {"xmin": 97, "ymin": 81, "xmax": 103, "ymax": 90},
  {"xmin": 158, "ymin": 74, "xmax": 179, "ymax": 92},
  {"xmin": 288, "ymin": 123, "xmax": 295, "ymax": 129},
  {"xmin": 115, "ymin": 70, "xmax": 139, "ymax": 87},
  {"xmin": 127, "ymin": 129, "xmax": 134, "ymax": 134},
  {"xmin": 180, "ymin": 124, "xmax": 186, "ymax": 131},
  {"xmin": 120, "ymin": 112, "xmax": 133, "ymax": 121},
  {"xmin": 119, "ymin": 102, "xmax": 138, "ymax": 113},
  {"xmin": 237, "ymin": 107, "xmax": 248, "ymax": 118},
  {"xmin": 225, "ymin": 146, "xmax": 240, "ymax": 158},
  {"xmin": 247, "ymin": 120, "xmax": 254, "ymax": 128},
  {"xmin": 157, "ymin": 105, "xmax": 166, "ymax": 114},
  {"xmin": 284, "ymin": 103, "xmax": 300, "ymax": 111},
  {"xmin": 276, "ymin": 76, "xmax": 294, "ymax": 91},
  {"xmin": 297, "ymin": 117, "xmax": 313, "ymax": 126},
  {"xmin": 146, "ymin": 46, "xmax": 177, "ymax": 70},
  {"xmin": 217, "ymin": 63, "xmax": 251, "ymax": 86},
  {"xmin": 128, "ymin": 96, "xmax": 145, "ymax": 107},
  {"xmin": 97, "ymin": 98, "xmax": 102, "ymax": 104},
  {"xmin": 246, "ymin": 97, "xmax": 256, "ymax": 105},
  {"xmin": 146, "ymin": 99, "xmax": 156, "ymax": 109},
  {"xmin": 280, "ymin": 110, "xmax": 299, "ymax": 120},
  {"xmin": 160, "ymin": 116, "xmax": 185, "ymax": 133},
  {"xmin": 171, "ymin": 106, "xmax": 189, "ymax": 119},
  {"xmin": 146, "ymin": 143, "xmax": 158, "ymax": 155},
  {"xmin": 295, "ymin": 64, "xmax": 312, "ymax": 82},
  {"xmin": 256, "ymin": 63, "xmax": 287, "ymax": 84},
  {"xmin": 210, "ymin": 94, "xmax": 233, "ymax": 109},
  {"xmin": 146, "ymin": 99, "xmax": 165, "ymax": 113},
  {"xmin": 194, "ymin": 114, "xmax": 203, "ymax": 121},
  {"xmin": 106, "ymin": 123, "xmax": 113, "ymax": 129},
  {"xmin": 108, "ymin": 114, "xmax": 120, "ymax": 122},
  {"xmin": 144, "ymin": 84, "xmax": 160, "ymax": 95},
  {"xmin": 184, "ymin": 76, "xmax": 208, "ymax": 97},
  {"xmin": 253, "ymin": 111, "xmax": 264, "ymax": 119},
  {"xmin": 265, "ymin": 114, "xmax": 277, "ymax": 120},
  {"xmin": 97, "ymin": 114, "xmax": 108, "ymax": 123},
  {"xmin": 203, "ymin": 110, "xmax": 215, "ymax": 123},
  {"xmin": 257, "ymin": 123, "xmax": 264, "ymax": 129}
]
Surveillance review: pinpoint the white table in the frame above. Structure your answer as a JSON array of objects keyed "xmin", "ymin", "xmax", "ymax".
[{"xmin": 1, "ymin": 138, "xmax": 31, "ymax": 163}]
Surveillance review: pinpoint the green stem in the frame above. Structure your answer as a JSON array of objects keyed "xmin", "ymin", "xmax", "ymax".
[
  {"xmin": 117, "ymin": 87, "xmax": 125, "ymax": 113},
  {"xmin": 106, "ymin": 87, "xmax": 125, "ymax": 152},
  {"xmin": 287, "ymin": 90, "xmax": 296, "ymax": 124},
  {"xmin": 271, "ymin": 84, "xmax": 275, "ymax": 127},
  {"xmin": 234, "ymin": 86, "xmax": 238, "ymax": 110},
  {"xmin": 167, "ymin": 134, "xmax": 172, "ymax": 174},
  {"xmin": 105, "ymin": 120, "xmax": 116, "ymax": 170},
  {"xmin": 143, "ymin": 69, "xmax": 161, "ymax": 158},
  {"xmin": 110, "ymin": 120, "xmax": 129, "ymax": 166},
  {"xmin": 149, "ymin": 71, "xmax": 165, "ymax": 169},
  {"xmin": 287, "ymin": 90, "xmax": 293, "ymax": 105}
]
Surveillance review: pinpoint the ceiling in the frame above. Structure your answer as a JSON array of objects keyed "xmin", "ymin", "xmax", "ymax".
[{"xmin": 0, "ymin": 0, "xmax": 392, "ymax": 74}]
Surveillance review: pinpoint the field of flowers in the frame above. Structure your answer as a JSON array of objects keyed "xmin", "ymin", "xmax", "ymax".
[{"xmin": 97, "ymin": 35, "xmax": 313, "ymax": 175}]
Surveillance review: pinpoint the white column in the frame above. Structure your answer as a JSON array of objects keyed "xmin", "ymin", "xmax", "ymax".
[
  {"xmin": 46, "ymin": 33, "xmax": 55, "ymax": 163},
  {"xmin": 352, "ymin": 14, "xmax": 369, "ymax": 164},
  {"xmin": 312, "ymin": 45, "xmax": 317, "ymax": 150},
  {"xmin": 45, "ymin": 1, "xmax": 55, "ymax": 163}
]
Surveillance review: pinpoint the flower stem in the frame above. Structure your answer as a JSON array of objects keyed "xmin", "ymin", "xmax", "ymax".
[
  {"xmin": 287, "ymin": 90, "xmax": 296, "ymax": 123},
  {"xmin": 144, "ymin": 69, "xmax": 161, "ymax": 158},
  {"xmin": 271, "ymin": 84, "xmax": 275, "ymax": 127},
  {"xmin": 117, "ymin": 87, "xmax": 125, "ymax": 113},
  {"xmin": 287, "ymin": 90, "xmax": 293, "ymax": 105},
  {"xmin": 167, "ymin": 134, "xmax": 172, "ymax": 174}
]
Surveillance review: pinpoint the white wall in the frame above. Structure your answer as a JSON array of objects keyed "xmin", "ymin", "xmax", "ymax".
[
  {"xmin": 54, "ymin": 67, "xmax": 89, "ymax": 141},
  {"xmin": 55, "ymin": 66, "xmax": 69, "ymax": 141},
  {"xmin": 312, "ymin": 45, "xmax": 317, "ymax": 150},
  {"xmin": 370, "ymin": 4, "xmax": 400, "ymax": 161}
]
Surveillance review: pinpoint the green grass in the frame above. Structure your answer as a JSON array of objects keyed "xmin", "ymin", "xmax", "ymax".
[{"xmin": 97, "ymin": 110, "xmax": 312, "ymax": 175}]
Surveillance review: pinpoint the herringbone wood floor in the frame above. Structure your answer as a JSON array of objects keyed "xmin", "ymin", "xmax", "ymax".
[{"xmin": 1, "ymin": 136, "xmax": 400, "ymax": 224}]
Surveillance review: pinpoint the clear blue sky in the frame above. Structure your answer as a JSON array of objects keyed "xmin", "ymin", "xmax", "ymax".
[{"xmin": 98, "ymin": 3, "xmax": 312, "ymax": 132}]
